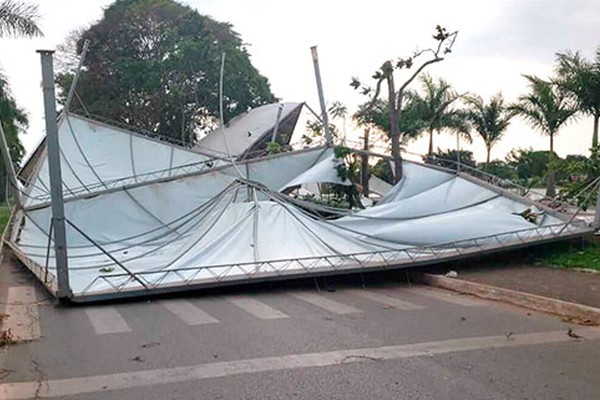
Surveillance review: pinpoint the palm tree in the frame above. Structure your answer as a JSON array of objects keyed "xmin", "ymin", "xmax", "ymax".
[
  {"xmin": 510, "ymin": 75, "xmax": 578, "ymax": 197},
  {"xmin": 409, "ymin": 74, "xmax": 469, "ymax": 155},
  {"xmin": 0, "ymin": 0, "xmax": 42, "ymax": 38},
  {"xmin": 555, "ymin": 48, "xmax": 600, "ymax": 149},
  {"xmin": 465, "ymin": 93, "xmax": 513, "ymax": 164}
]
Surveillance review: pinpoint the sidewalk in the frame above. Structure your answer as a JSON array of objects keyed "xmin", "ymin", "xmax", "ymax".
[{"xmin": 455, "ymin": 264, "xmax": 600, "ymax": 309}]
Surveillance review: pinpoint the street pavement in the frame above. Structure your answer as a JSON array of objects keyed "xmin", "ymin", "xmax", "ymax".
[{"xmin": 1, "ymin": 262, "xmax": 600, "ymax": 400}]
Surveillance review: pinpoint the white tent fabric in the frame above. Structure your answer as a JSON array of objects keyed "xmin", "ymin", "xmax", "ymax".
[
  {"xmin": 7, "ymin": 111, "xmax": 590, "ymax": 300},
  {"xmin": 197, "ymin": 102, "xmax": 303, "ymax": 157},
  {"xmin": 10, "ymin": 156, "xmax": 583, "ymax": 298},
  {"xmin": 23, "ymin": 114, "xmax": 219, "ymax": 207}
]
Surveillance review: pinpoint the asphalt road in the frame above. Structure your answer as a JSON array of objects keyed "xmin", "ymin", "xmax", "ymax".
[{"xmin": 1, "ymin": 261, "xmax": 600, "ymax": 400}]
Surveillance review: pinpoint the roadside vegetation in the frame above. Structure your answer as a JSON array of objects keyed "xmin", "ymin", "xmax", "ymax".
[{"xmin": 532, "ymin": 241, "xmax": 600, "ymax": 272}]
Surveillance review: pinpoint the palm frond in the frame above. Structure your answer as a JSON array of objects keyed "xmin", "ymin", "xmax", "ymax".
[{"xmin": 0, "ymin": 0, "xmax": 43, "ymax": 38}]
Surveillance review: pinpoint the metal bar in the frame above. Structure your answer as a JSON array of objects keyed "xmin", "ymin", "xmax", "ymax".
[
  {"xmin": 270, "ymin": 103, "xmax": 284, "ymax": 143},
  {"xmin": 219, "ymin": 52, "xmax": 226, "ymax": 128},
  {"xmin": 0, "ymin": 117, "xmax": 21, "ymax": 206},
  {"xmin": 64, "ymin": 218, "xmax": 148, "ymax": 290},
  {"xmin": 595, "ymin": 179, "xmax": 600, "ymax": 229},
  {"xmin": 43, "ymin": 219, "xmax": 53, "ymax": 283},
  {"xmin": 65, "ymin": 39, "xmax": 90, "ymax": 112},
  {"xmin": 38, "ymin": 49, "xmax": 71, "ymax": 299},
  {"xmin": 310, "ymin": 46, "xmax": 332, "ymax": 147}
]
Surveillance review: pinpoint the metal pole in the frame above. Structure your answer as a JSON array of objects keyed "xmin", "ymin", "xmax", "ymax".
[
  {"xmin": 456, "ymin": 132, "xmax": 461, "ymax": 173},
  {"xmin": 0, "ymin": 119, "xmax": 21, "ymax": 206},
  {"xmin": 219, "ymin": 52, "xmax": 226, "ymax": 128},
  {"xmin": 594, "ymin": 178, "xmax": 600, "ymax": 229},
  {"xmin": 270, "ymin": 103, "xmax": 284, "ymax": 143},
  {"xmin": 38, "ymin": 50, "xmax": 71, "ymax": 299},
  {"xmin": 64, "ymin": 39, "xmax": 90, "ymax": 112},
  {"xmin": 310, "ymin": 46, "xmax": 332, "ymax": 147}
]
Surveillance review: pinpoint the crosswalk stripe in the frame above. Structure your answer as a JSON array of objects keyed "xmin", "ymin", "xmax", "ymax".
[
  {"xmin": 5, "ymin": 286, "xmax": 41, "ymax": 341},
  {"xmin": 226, "ymin": 296, "xmax": 289, "ymax": 320},
  {"xmin": 290, "ymin": 292, "xmax": 362, "ymax": 314},
  {"xmin": 85, "ymin": 307, "xmax": 131, "ymax": 334},
  {"xmin": 403, "ymin": 286, "xmax": 483, "ymax": 306},
  {"xmin": 161, "ymin": 300, "xmax": 219, "ymax": 325},
  {"xmin": 346, "ymin": 289, "xmax": 425, "ymax": 310}
]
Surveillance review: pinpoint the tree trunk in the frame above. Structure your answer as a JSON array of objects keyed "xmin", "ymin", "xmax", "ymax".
[
  {"xmin": 486, "ymin": 145, "xmax": 491, "ymax": 165},
  {"xmin": 593, "ymin": 113, "xmax": 599, "ymax": 149},
  {"xmin": 361, "ymin": 128, "xmax": 370, "ymax": 196},
  {"xmin": 387, "ymin": 75, "xmax": 403, "ymax": 183},
  {"xmin": 428, "ymin": 130, "xmax": 434, "ymax": 156},
  {"xmin": 546, "ymin": 133, "xmax": 556, "ymax": 198}
]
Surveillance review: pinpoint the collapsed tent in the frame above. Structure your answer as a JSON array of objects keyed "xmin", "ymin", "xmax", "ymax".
[{"xmin": 4, "ymin": 110, "xmax": 593, "ymax": 302}]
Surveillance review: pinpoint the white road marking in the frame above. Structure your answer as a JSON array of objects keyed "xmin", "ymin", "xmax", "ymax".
[
  {"xmin": 4, "ymin": 287, "xmax": 41, "ymax": 341},
  {"xmin": 3, "ymin": 328, "xmax": 599, "ymax": 399},
  {"xmin": 403, "ymin": 286, "xmax": 484, "ymax": 306},
  {"xmin": 85, "ymin": 307, "xmax": 131, "ymax": 335},
  {"xmin": 290, "ymin": 292, "xmax": 362, "ymax": 314},
  {"xmin": 161, "ymin": 300, "xmax": 219, "ymax": 325},
  {"xmin": 226, "ymin": 296, "xmax": 289, "ymax": 320},
  {"xmin": 346, "ymin": 289, "xmax": 425, "ymax": 310}
]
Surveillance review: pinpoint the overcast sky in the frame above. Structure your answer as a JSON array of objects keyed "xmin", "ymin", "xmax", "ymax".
[{"xmin": 1, "ymin": 0, "xmax": 600, "ymax": 162}]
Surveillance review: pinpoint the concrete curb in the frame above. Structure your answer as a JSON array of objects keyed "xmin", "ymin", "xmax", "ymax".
[{"xmin": 411, "ymin": 273, "xmax": 600, "ymax": 326}]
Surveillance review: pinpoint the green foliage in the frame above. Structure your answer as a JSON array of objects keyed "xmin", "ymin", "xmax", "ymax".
[
  {"xmin": 425, "ymin": 148, "xmax": 476, "ymax": 171},
  {"xmin": 0, "ymin": 76, "xmax": 27, "ymax": 201},
  {"xmin": 533, "ymin": 242, "xmax": 600, "ymax": 271},
  {"xmin": 465, "ymin": 93, "xmax": 513, "ymax": 163},
  {"xmin": 555, "ymin": 48, "xmax": 600, "ymax": 147},
  {"xmin": 510, "ymin": 76, "xmax": 578, "ymax": 139},
  {"xmin": 408, "ymin": 74, "xmax": 470, "ymax": 154},
  {"xmin": 371, "ymin": 159, "xmax": 394, "ymax": 184},
  {"xmin": 56, "ymin": 0, "xmax": 275, "ymax": 144},
  {"xmin": 558, "ymin": 146, "xmax": 600, "ymax": 208},
  {"xmin": 0, "ymin": 0, "xmax": 42, "ymax": 38},
  {"xmin": 506, "ymin": 148, "xmax": 561, "ymax": 185},
  {"xmin": 266, "ymin": 141, "xmax": 282, "ymax": 155},
  {"xmin": 479, "ymin": 160, "xmax": 518, "ymax": 180},
  {"xmin": 353, "ymin": 98, "xmax": 422, "ymax": 139},
  {"xmin": 0, "ymin": 204, "xmax": 10, "ymax": 234},
  {"xmin": 331, "ymin": 146, "xmax": 362, "ymax": 209}
]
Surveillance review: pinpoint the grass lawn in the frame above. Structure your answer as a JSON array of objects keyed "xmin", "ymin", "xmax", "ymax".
[
  {"xmin": 0, "ymin": 205, "xmax": 11, "ymax": 236},
  {"xmin": 532, "ymin": 240, "xmax": 600, "ymax": 272}
]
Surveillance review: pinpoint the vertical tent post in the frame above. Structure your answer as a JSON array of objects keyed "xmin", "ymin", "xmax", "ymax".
[
  {"xmin": 594, "ymin": 178, "xmax": 600, "ymax": 229},
  {"xmin": 38, "ymin": 50, "xmax": 71, "ymax": 299},
  {"xmin": 64, "ymin": 39, "xmax": 89, "ymax": 112},
  {"xmin": 310, "ymin": 46, "xmax": 332, "ymax": 147},
  {"xmin": 270, "ymin": 103, "xmax": 284, "ymax": 143},
  {"xmin": 0, "ymin": 119, "xmax": 21, "ymax": 206}
]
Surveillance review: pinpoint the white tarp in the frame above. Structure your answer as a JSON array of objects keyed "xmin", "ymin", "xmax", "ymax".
[
  {"xmin": 7, "ymin": 109, "xmax": 590, "ymax": 300},
  {"xmin": 197, "ymin": 102, "xmax": 303, "ymax": 157},
  {"xmin": 23, "ymin": 114, "xmax": 220, "ymax": 207}
]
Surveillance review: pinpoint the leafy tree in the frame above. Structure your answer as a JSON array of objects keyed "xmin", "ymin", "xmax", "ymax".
[
  {"xmin": 56, "ymin": 0, "xmax": 276, "ymax": 144},
  {"xmin": 555, "ymin": 48, "xmax": 600, "ymax": 148},
  {"xmin": 0, "ymin": 77, "xmax": 27, "ymax": 201},
  {"xmin": 408, "ymin": 74, "xmax": 468, "ymax": 155},
  {"xmin": 350, "ymin": 26, "xmax": 458, "ymax": 183},
  {"xmin": 370, "ymin": 158, "xmax": 394, "ymax": 184},
  {"xmin": 479, "ymin": 160, "xmax": 518, "ymax": 181},
  {"xmin": 0, "ymin": 0, "xmax": 42, "ymax": 37},
  {"xmin": 0, "ymin": 0, "xmax": 41, "ymax": 201},
  {"xmin": 506, "ymin": 148, "xmax": 563, "ymax": 187},
  {"xmin": 559, "ymin": 146, "xmax": 600, "ymax": 209},
  {"xmin": 464, "ymin": 93, "xmax": 513, "ymax": 164},
  {"xmin": 425, "ymin": 148, "xmax": 476, "ymax": 171},
  {"xmin": 353, "ymin": 97, "xmax": 422, "ymax": 140},
  {"xmin": 509, "ymin": 75, "xmax": 577, "ymax": 197}
]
